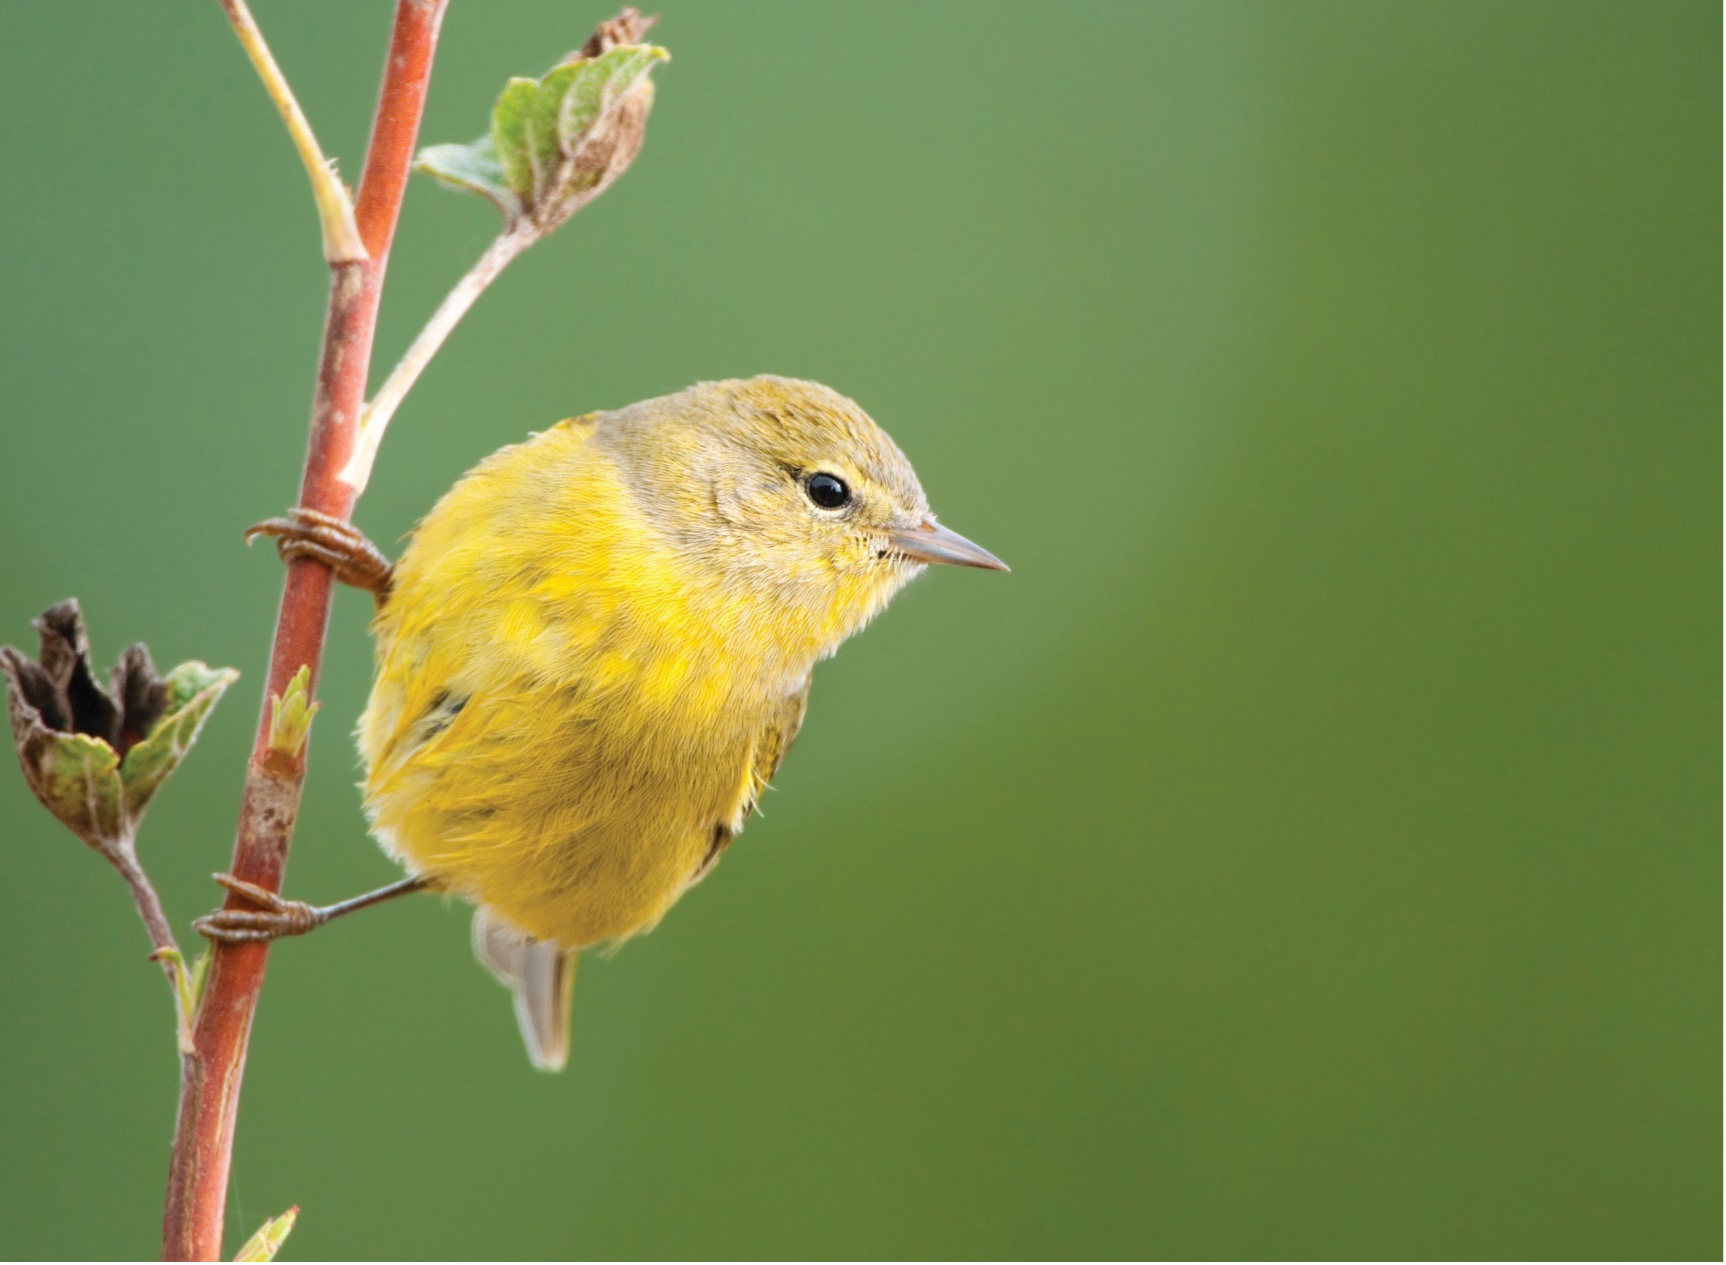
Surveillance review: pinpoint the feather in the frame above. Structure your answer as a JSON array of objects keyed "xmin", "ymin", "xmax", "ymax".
[{"xmin": 472, "ymin": 907, "xmax": 578, "ymax": 1072}]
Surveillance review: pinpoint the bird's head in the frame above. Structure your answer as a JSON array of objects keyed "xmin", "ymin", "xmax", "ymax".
[{"xmin": 605, "ymin": 375, "xmax": 1005, "ymax": 659}]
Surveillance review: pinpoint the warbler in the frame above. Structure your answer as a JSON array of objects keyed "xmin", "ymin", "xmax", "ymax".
[{"xmin": 197, "ymin": 375, "xmax": 1005, "ymax": 1069}]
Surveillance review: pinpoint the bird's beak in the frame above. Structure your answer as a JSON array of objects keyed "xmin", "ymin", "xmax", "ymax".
[{"xmin": 888, "ymin": 518, "xmax": 1010, "ymax": 572}]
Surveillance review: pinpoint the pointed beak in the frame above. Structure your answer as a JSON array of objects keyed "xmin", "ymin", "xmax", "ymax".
[{"xmin": 888, "ymin": 518, "xmax": 1010, "ymax": 572}]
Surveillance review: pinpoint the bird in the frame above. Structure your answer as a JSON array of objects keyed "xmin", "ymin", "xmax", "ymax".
[{"xmin": 196, "ymin": 375, "xmax": 1006, "ymax": 1070}]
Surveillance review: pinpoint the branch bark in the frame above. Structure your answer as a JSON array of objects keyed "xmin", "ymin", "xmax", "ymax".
[{"xmin": 160, "ymin": 3, "xmax": 448, "ymax": 1258}]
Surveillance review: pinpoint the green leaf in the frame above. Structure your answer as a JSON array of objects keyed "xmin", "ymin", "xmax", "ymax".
[
  {"xmin": 415, "ymin": 136, "xmax": 518, "ymax": 215},
  {"xmin": 34, "ymin": 730, "xmax": 125, "ymax": 848},
  {"xmin": 491, "ymin": 76, "xmax": 541, "ymax": 196},
  {"xmin": 234, "ymin": 1206, "xmax": 299, "ymax": 1262},
  {"xmin": 550, "ymin": 45, "xmax": 665, "ymax": 154},
  {"xmin": 119, "ymin": 661, "xmax": 240, "ymax": 819},
  {"xmin": 419, "ymin": 43, "xmax": 667, "ymax": 228},
  {"xmin": 524, "ymin": 61, "xmax": 582, "ymax": 187}
]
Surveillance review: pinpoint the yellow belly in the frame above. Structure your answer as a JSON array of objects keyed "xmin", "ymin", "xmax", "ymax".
[{"xmin": 363, "ymin": 684, "xmax": 752, "ymax": 945}]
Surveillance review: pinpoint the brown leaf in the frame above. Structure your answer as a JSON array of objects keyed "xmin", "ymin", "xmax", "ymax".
[
  {"xmin": 571, "ymin": 6, "xmax": 658, "ymax": 62},
  {"xmin": 3, "ymin": 600, "xmax": 171, "ymax": 755}
]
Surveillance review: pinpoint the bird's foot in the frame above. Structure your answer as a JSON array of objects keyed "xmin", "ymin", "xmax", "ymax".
[
  {"xmin": 193, "ymin": 873, "xmax": 328, "ymax": 944},
  {"xmin": 246, "ymin": 507, "xmax": 393, "ymax": 601}
]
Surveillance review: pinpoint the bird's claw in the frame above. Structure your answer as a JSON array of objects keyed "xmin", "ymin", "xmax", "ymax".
[
  {"xmin": 246, "ymin": 507, "xmax": 393, "ymax": 600},
  {"xmin": 193, "ymin": 872, "xmax": 327, "ymax": 945}
]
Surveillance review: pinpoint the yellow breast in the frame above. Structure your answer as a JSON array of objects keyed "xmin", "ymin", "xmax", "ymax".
[{"xmin": 357, "ymin": 418, "xmax": 805, "ymax": 946}]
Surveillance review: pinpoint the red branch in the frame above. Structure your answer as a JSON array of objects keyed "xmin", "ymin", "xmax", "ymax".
[{"xmin": 160, "ymin": 3, "xmax": 448, "ymax": 1258}]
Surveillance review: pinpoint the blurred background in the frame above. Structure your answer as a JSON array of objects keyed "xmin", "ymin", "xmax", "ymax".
[{"xmin": 0, "ymin": 1, "xmax": 1717, "ymax": 1258}]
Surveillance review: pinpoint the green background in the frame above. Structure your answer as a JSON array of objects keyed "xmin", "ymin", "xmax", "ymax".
[{"xmin": 0, "ymin": 1, "xmax": 1717, "ymax": 1258}]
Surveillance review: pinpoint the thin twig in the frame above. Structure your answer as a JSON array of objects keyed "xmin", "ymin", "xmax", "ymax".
[
  {"xmin": 109, "ymin": 846, "xmax": 180, "ymax": 963},
  {"xmin": 159, "ymin": 3, "xmax": 448, "ymax": 1258},
  {"xmin": 107, "ymin": 846, "xmax": 202, "ymax": 1056},
  {"xmin": 216, "ymin": 0, "xmax": 366, "ymax": 262},
  {"xmin": 341, "ymin": 223, "xmax": 536, "ymax": 492}
]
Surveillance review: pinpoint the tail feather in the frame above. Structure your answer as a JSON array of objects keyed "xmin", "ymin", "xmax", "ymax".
[{"xmin": 472, "ymin": 908, "xmax": 578, "ymax": 1072}]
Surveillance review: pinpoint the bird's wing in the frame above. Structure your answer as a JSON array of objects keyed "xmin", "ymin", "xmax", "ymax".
[
  {"xmin": 687, "ymin": 686, "xmax": 810, "ymax": 888},
  {"xmin": 743, "ymin": 686, "xmax": 810, "ymax": 821}
]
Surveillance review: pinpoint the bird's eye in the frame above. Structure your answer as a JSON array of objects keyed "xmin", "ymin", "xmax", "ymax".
[{"xmin": 804, "ymin": 472, "xmax": 851, "ymax": 509}]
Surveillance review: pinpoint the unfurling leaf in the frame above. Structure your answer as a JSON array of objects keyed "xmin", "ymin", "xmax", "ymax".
[
  {"xmin": 234, "ymin": 1206, "xmax": 299, "ymax": 1262},
  {"xmin": 414, "ymin": 8, "xmax": 667, "ymax": 234},
  {"xmin": 268, "ymin": 664, "xmax": 318, "ymax": 758},
  {"xmin": 152, "ymin": 944, "xmax": 213, "ymax": 1054},
  {"xmin": 2, "ymin": 600, "xmax": 238, "ymax": 854}
]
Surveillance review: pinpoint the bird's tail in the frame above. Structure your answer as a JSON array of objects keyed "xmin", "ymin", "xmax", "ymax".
[{"xmin": 472, "ymin": 908, "xmax": 578, "ymax": 1072}]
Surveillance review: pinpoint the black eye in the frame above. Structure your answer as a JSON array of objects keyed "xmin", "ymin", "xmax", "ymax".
[{"xmin": 804, "ymin": 472, "xmax": 851, "ymax": 509}]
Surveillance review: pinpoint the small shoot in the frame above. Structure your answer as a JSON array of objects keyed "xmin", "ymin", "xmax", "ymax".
[
  {"xmin": 268, "ymin": 666, "xmax": 319, "ymax": 759},
  {"xmin": 416, "ymin": 39, "xmax": 667, "ymax": 231},
  {"xmin": 152, "ymin": 945, "xmax": 213, "ymax": 1055},
  {"xmin": 233, "ymin": 1206, "xmax": 300, "ymax": 1262}
]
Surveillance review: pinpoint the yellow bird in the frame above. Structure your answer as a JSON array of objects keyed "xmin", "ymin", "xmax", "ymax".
[{"xmin": 197, "ymin": 376, "xmax": 1006, "ymax": 1069}]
